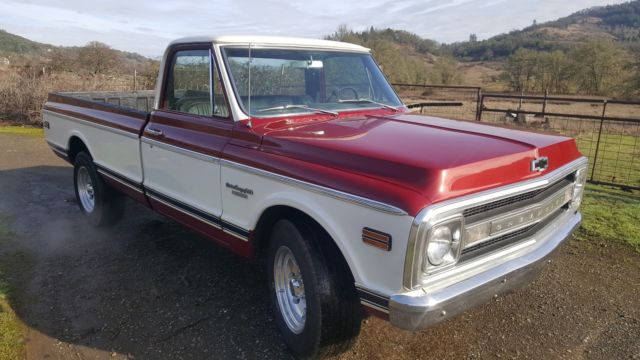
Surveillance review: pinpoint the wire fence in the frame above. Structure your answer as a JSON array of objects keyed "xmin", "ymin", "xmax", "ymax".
[{"xmin": 393, "ymin": 83, "xmax": 640, "ymax": 191}]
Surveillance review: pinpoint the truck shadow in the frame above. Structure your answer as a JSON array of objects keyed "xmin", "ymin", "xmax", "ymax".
[{"xmin": 0, "ymin": 165, "xmax": 294, "ymax": 359}]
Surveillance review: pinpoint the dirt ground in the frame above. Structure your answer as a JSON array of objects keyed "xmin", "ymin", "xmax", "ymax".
[{"xmin": 0, "ymin": 133, "xmax": 639, "ymax": 360}]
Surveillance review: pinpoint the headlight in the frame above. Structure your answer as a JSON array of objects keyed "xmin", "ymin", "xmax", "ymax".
[
  {"xmin": 422, "ymin": 217, "xmax": 463, "ymax": 273},
  {"xmin": 572, "ymin": 166, "xmax": 588, "ymax": 208},
  {"xmin": 404, "ymin": 215, "xmax": 464, "ymax": 289}
]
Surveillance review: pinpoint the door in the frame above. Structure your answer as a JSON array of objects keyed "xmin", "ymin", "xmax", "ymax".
[{"xmin": 142, "ymin": 45, "xmax": 233, "ymax": 233}]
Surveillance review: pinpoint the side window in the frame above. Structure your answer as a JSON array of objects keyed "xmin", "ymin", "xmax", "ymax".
[{"xmin": 164, "ymin": 49, "xmax": 229, "ymax": 118}]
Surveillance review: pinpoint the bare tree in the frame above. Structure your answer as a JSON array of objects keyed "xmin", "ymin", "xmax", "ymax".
[
  {"xmin": 504, "ymin": 48, "xmax": 537, "ymax": 92},
  {"xmin": 49, "ymin": 48, "xmax": 76, "ymax": 73},
  {"xmin": 430, "ymin": 56, "xmax": 462, "ymax": 85},
  {"xmin": 78, "ymin": 41, "xmax": 119, "ymax": 76}
]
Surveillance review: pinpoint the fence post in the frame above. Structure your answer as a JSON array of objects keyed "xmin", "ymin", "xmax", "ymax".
[
  {"xmin": 475, "ymin": 90, "xmax": 483, "ymax": 121},
  {"xmin": 474, "ymin": 88, "xmax": 482, "ymax": 121},
  {"xmin": 590, "ymin": 100, "xmax": 608, "ymax": 182},
  {"xmin": 542, "ymin": 90, "xmax": 548, "ymax": 117},
  {"xmin": 518, "ymin": 90, "xmax": 524, "ymax": 112}
]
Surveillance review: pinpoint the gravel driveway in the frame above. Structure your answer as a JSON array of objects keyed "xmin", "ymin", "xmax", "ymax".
[{"xmin": 0, "ymin": 133, "xmax": 638, "ymax": 360}]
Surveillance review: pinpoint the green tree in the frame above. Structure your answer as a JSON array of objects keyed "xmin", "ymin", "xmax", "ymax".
[
  {"xmin": 624, "ymin": 56, "xmax": 640, "ymax": 96},
  {"xmin": 570, "ymin": 39, "xmax": 624, "ymax": 95}
]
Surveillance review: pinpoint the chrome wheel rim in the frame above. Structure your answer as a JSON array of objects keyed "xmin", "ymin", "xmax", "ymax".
[
  {"xmin": 274, "ymin": 245, "xmax": 306, "ymax": 334},
  {"xmin": 77, "ymin": 167, "xmax": 95, "ymax": 213}
]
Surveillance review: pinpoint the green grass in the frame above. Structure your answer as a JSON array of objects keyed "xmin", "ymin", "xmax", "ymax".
[
  {"xmin": 0, "ymin": 216, "xmax": 24, "ymax": 360},
  {"xmin": 575, "ymin": 184, "xmax": 640, "ymax": 252},
  {"xmin": 575, "ymin": 133, "xmax": 640, "ymax": 188},
  {"xmin": 0, "ymin": 126, "xmax": 44, "ymax": 137}
]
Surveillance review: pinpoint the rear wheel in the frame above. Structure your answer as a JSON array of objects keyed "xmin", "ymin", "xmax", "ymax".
[
  {"xmin": 268, "ymin": 218, "xmax": 361, "ymax": 359},
  {"xmin": 73, "ymin": 152, "xmax": 124, "ymax": 226}
]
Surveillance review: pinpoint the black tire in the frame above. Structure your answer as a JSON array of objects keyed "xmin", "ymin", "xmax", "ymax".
[
  {"xmin": 73, "ymin": 152, "xmax": 124, "ymax": 227},
  {"xmin": 268, "ymin": 218, "xmax": 362, "ymax": 359}
]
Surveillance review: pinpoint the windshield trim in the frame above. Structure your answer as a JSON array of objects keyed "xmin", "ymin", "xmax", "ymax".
[{"xmin": 220, "ymin": 45, "xmax": 404, "ymax": 119}]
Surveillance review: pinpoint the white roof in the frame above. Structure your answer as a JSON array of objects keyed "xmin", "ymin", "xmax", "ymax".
[{"xmin": 169, "ymin": 35, "xmax": 370, "ymax": 53}]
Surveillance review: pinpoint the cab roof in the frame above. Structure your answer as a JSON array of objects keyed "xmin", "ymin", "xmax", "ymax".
[{"xmin": 169, "ymin": 35, "xmax": 370, "ymax": 53}]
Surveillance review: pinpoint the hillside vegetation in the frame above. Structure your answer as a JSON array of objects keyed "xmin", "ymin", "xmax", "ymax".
[
  {"xmin": 0, "ymin": 32, "xmax": 158, "ymax": 124},
  {"xmin": 445, "ymin": 1, "xmax": 640, "ymax": 60},
  {"xmin": 327, "ymin": 1, "xmax": 640, "ymax": 97},
  {"xmin": 1, "ymin": 1, "xmax": 639, "ymax": 126},
  {"xmin": 0, "ymin": 30, "xmax": 152, "ymax": 72}
]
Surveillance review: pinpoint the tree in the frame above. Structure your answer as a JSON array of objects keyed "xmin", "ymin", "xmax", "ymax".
[
  {"xmin": 78, "ymin": 41, "xmax": 119, "ymax": 76},
  {"xmin": 138, "ymin": 59, "xmax": 160, "ymax": 89},
  {"xmin": 623, "ymin": 56, "xmax": 640, "ymax": 96},
  {"xmin": 531, "ymin": 50, "xmax": 573, "ymax": 94},
  {"xmin": 504, "ymin": 48, "xmax": 537, "ymax": 92},
  {"xmin": 49, "ymin": 48, "xmax": 76, "ymax": 73},
  {"xmin": 430, "ymin": 56, "xmax": 462, "ymax": 85},
  {"xmin": 326, "ymin": 24, "xmax": 355, "ymax": 42},
  {"xmin": 469, "ymin": 33, "xmax": 478, "ymax": 42},
  {"xmin": 570, "ymin": 39, "xmax": 624, "ymax": 95}
]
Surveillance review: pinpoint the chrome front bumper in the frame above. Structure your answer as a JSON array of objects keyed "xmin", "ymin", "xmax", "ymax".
[{"xmin": 389, "ymin": 210, "xmax": 581, "ymax": 331}]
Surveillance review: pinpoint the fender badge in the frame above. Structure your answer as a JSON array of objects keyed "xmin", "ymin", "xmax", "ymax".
[
  {"xmin": 226, "ymin": 183, "xmax": 254, "ymax": 199},
  {"xmin": 531, "ymin": 157, "xmax": 549, "ymax": 172}
]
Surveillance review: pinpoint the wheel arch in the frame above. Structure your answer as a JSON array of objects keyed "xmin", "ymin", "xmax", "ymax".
[
  {"xmin": 67, "ymin": 133, "xmax": 92, "ymax": 163},
  {"xmin": 252, "ymin": 204, "xmax": 358, "ymax": 285}
]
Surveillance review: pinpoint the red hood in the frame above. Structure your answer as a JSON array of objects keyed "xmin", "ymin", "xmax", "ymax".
[{"xmin": 254, "ymin": 112, "xmax": 582, "ymax": 206}]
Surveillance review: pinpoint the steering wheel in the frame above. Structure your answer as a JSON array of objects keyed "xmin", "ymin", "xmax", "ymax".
[{"xmin": 327, "ymin": 87, "xmax": 360, "ymax": 102}]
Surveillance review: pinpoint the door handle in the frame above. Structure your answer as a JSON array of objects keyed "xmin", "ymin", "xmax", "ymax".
[{"xmin": 145, "ymin": 127, "xmax": 163, "ymax": 137}]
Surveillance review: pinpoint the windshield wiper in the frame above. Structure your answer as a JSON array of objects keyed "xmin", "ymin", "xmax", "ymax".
[
  {"xmin": 337, "ymin": 99, "xmax": 400, "ymax": 112},
  {"xmin": 257, "ymin": 104, "xmax": 338, "ymax": 116}
]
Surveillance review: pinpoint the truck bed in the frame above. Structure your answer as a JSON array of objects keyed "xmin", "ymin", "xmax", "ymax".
[
  {"xmin": 44, "ymin": 90, "xmax": 155, "ymax": 137},
  {"xmin": 43, "ymin": 90, "xmax": 156, "ymax": 186},
  {"xmin": 53, "ymin": 90, "xmax": 156, "ymax": 113}
]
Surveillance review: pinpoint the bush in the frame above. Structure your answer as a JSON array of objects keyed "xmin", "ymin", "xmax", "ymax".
[
  {"xmin": 0, "ymin": 68, "xmax": 156, "ymax": 125},
  {"xmin": 0, "ymin": 71, "xmax": 48, "ymax": 124}
]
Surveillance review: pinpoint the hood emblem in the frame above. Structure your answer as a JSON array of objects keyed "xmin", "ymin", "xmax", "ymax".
[{"xmin": 531, "ymin": 157, "xmax": 549, "ymax": 172}]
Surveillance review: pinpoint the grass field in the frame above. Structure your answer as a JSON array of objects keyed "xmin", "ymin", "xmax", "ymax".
[
  {"xmin": 0, "ymin": 216, "xmax": 24, "ymax": 360},
  {"xmin": 0, "ymin": 125, "xmax": 43, "ymax": 137},
  {"xmin": 575, "ymin": 133, "xmax": 640, "ymax": 188},
  {"xmin": 576, "ymin": 184, "xmax": 640, "ymax": 252}
]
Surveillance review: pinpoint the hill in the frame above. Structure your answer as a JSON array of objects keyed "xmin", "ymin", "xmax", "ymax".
[
  {"xmin": 444, "ymin": 1, "xmax": 640, "ymax": 60},
  {"xmin": 0, "ymin": 30, "xmax": 53, "ymax": 62},
  {"xmin": 0, "ymin": 29, "xmax": 152, "ymax": 71}
]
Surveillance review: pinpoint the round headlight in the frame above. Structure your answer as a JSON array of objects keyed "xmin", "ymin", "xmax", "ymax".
[{"xmin": 427, "ymin": 226, "xmax": 453, "ymax": 265}]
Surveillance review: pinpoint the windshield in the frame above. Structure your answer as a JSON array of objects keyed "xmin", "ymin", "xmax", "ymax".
[{"xmin": 222, "ymin": 47, "xmax": 403, "ymax": 117}]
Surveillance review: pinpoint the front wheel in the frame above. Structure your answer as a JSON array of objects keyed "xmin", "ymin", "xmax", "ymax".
[
  {"xmin": 268, "ymin": 218, "xmax": 361, "ymax": 359},
  {"xmin": 73, "ymin": 152, "xmax": 124, "ymax": 226}
]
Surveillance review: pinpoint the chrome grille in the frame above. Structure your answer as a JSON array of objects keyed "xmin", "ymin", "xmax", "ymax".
[
  {"xmin": 463, "ymin": 176, "xmax": 573, "ymax": 219},
  {"xmin": 459, "ymin": 175, "xmax": 576, "ymax": 260},
  {"xmin": 462, "ymin": 224, "xmax": 535, "ymax": 255}
]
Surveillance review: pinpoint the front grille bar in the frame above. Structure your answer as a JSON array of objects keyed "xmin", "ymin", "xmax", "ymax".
[
  {"xmin": 460, "ymin": 206, "xmax": 568, "ymax": 261},
  {"xmin": 463, "ymin": 175, "xmax": 574, "ymax": 222}
]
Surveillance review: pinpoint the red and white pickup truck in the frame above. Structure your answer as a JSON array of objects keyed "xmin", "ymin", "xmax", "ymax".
[{"xmin": 44, "ymin": 36, "xmax": 587, "ymax": 358}]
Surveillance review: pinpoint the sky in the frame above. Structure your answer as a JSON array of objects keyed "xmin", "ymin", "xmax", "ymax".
[{"xmin": 0, "ymin": 0, "xmax": 628, "ymax": 57}]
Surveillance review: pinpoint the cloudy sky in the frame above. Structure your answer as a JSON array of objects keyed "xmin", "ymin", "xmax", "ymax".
[{"xmin": 0, "ymin": 0, "xmax": 627, "ymax": 57}]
